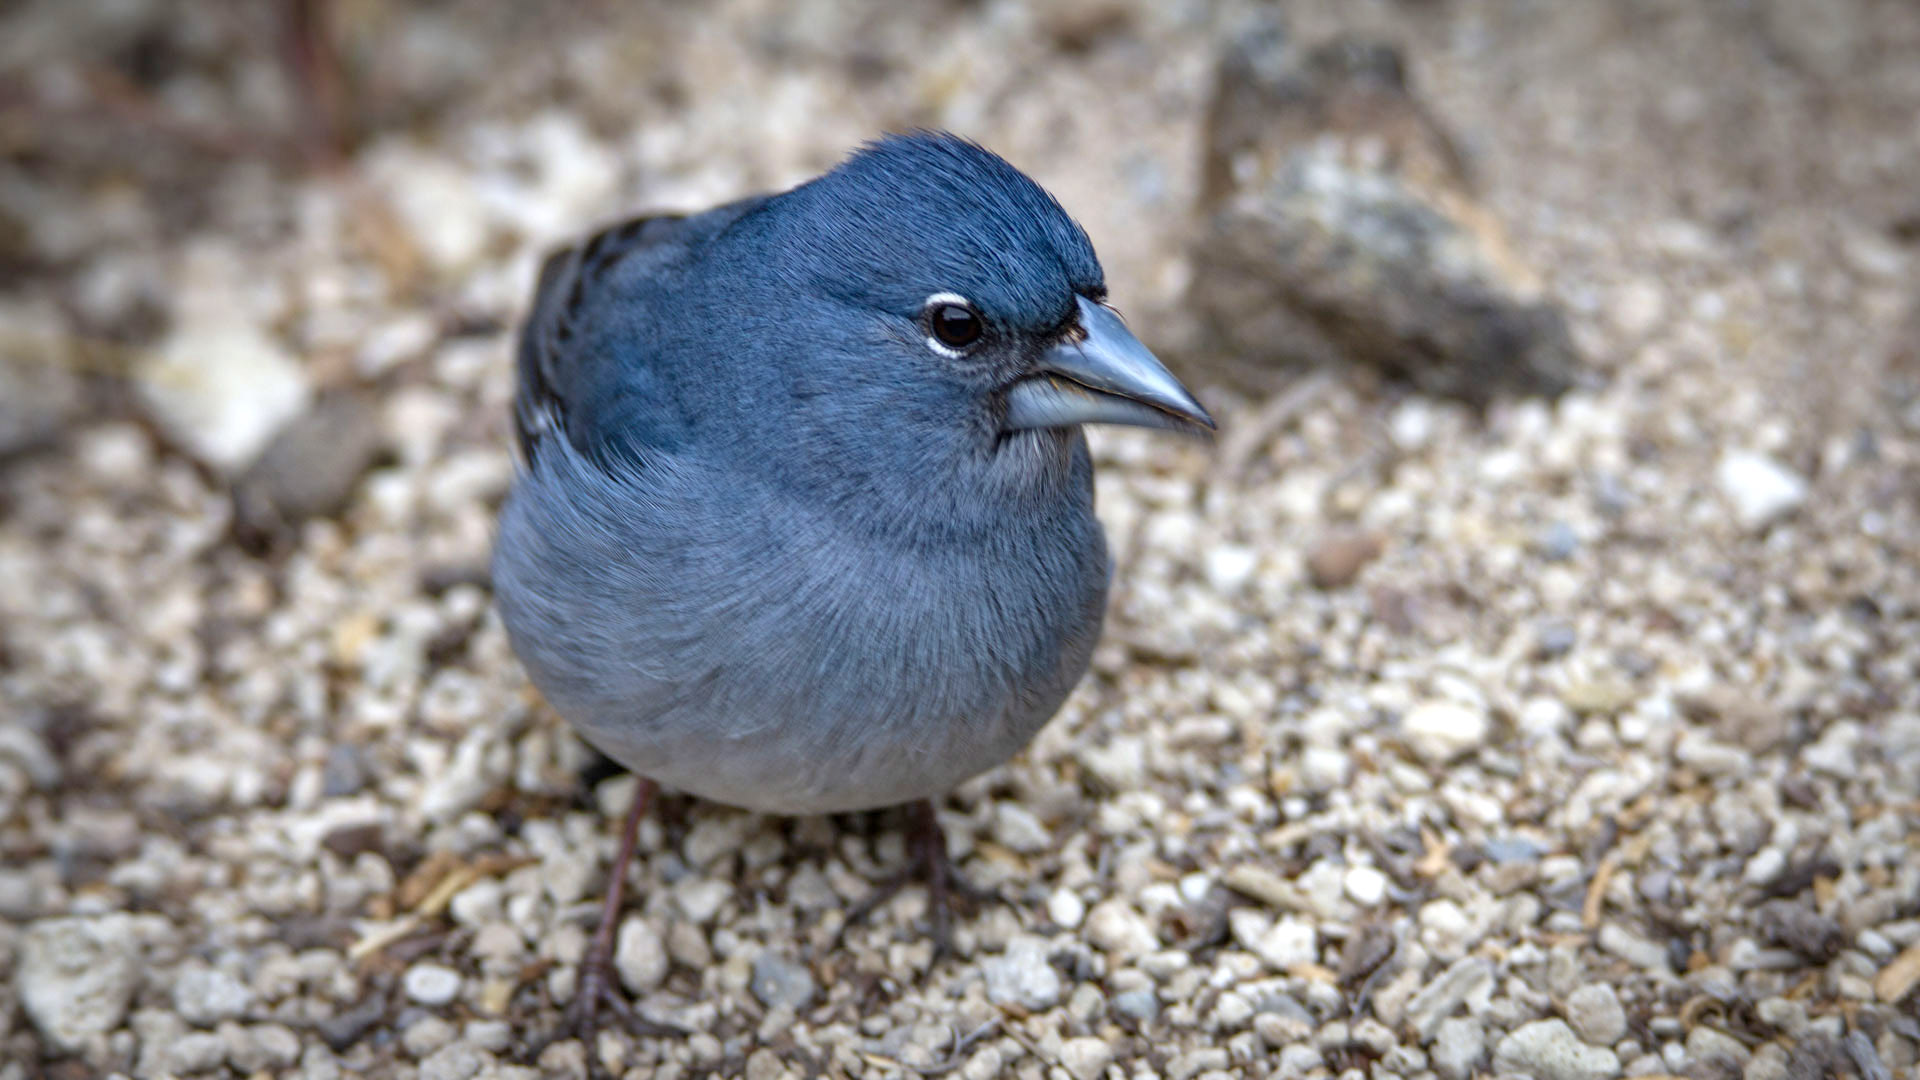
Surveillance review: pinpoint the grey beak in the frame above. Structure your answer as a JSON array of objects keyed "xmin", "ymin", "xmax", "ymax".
[{"xmin": 1003, "ymin": 295, "xmax": 1215, "ymax": 435}]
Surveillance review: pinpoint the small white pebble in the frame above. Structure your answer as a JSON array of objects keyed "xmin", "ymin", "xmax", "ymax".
[
  {"xmin": 1345, "ymin": 865, "xmax": 1389, "ymax": 906},
  {"xmin": 403, "ymin": 962, "xmax": 463, "ymax": 1006},
  {"xmin": 1047, "ymin": 887, "xmax": 1086, "ymax": 929}
]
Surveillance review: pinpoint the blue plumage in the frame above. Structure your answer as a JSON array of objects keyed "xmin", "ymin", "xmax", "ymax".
[{"xmin": 495, "ymin": 131, "xmax": 1210, "ymax": 815}]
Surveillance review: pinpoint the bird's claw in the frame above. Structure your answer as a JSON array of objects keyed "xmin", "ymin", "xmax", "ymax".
[
  {"xmin": 834, "ymin": 800, "xmax": 1007, "ymax": 960},
  {"xmin": 522, "ymin": 956, "xmax": 686, "ymax": 1078}
]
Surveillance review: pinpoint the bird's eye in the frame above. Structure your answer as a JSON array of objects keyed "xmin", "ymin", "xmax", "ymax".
[{"xmin": 927, "ymin": 300, "xmax": 984, "ymax": 350}]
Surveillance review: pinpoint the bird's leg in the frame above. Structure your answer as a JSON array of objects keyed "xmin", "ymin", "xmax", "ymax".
[
  {"xmin": 838, "ymin": 799, "xmax": 997, "ymax": 959},
  {"xmin": 523, "ymin": 777, "xmax": 682, "ymax": 1073}
]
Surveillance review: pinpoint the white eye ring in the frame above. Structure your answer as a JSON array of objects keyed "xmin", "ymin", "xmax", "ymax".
[{"xmin": 922, "ymin": 292, "xmax": 984, "ymax": 357}]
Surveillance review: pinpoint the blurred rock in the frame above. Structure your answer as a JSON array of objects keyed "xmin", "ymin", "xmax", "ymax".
[
  {"xmin": 1305, "ymin": 528, "xmax": 1383, "ymax": 589},
  {"xmin": 233, "ymin": 388, "xmax": 389, "ymax": 544},
  {"xmin": 1184, "ymin": 18, "xmax": 1579, "ymax": 404},
  {"xmin": 138, "ymin": 312, "xmax": 310, "ymax": 475},
  {"xmin": 1715, "ymin": 450, "xmax": 1806, "ymax": 530},
  {"xmin": 1494, "ymin": 1019, "xmax": 1621, "ymax": 1080},
  {"xmin": 17, "ymin": 915, "xmax": 142, "ymax": 1053},
  {"xmin": 0, "ymin": 300, "xmax": 87, "ymax": 459}
]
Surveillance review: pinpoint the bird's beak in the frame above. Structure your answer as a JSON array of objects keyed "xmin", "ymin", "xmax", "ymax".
[{"xmin": 1002, "ymin": 295, "xmax": 1215, "ymax": 435}]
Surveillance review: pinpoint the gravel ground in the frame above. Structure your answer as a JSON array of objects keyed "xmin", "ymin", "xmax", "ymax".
[{"xmin": 3, "ymin": 2, "xmax": 1919, "ymax": 1079}]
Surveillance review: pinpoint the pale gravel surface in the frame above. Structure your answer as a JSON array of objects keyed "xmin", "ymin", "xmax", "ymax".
[{"xmin": 2, "ymin": 2, "xmax": 1919, "ymax": 1079}]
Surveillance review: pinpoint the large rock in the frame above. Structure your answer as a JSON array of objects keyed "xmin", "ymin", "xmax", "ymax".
[
  {"xmin": 232, "ymin": 388, "xmax": 389, "ymax": 545},
  {"xmin": 16, "ymin": 915, "xmax": 143, "ymax": 1052},
  {"xmin": 1184, "ymin": 17, "xmax": 1579, "ymax": 404}
]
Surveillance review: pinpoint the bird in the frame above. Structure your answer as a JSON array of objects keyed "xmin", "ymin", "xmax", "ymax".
[{"xmin": 491, "ymin": 131, "xmax": 1212, "ymax": 1052}]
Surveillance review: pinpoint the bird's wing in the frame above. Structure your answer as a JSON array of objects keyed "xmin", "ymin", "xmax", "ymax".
[{"xmin": 513, "ymin": 196, "xmax": 770, "ymax": 467}]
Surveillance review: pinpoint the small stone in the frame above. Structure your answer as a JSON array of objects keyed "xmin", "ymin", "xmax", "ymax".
[
  {"xmin": 1078, "ymin": 736, "xmax": 1146, "ymax": 791},
  {"xmin": 744, "ymin": 1047, "xmax": 790, "ymax": 1080},
  {"xmin": 1757, "ymin": 901, "xmax": 1843, "ymax": 962},
  {"xmin": 982, "ymin": 936, "xmax": 1062, "ymax": 1012},
  {"xmin": 448, "ymin": 880, "xmax": 503, "ymax": 928},
  {"xmin": 1433, "ymin": 1017, "xmax": 1485, "ymax": 1080},
  {"xmin": 1085, "ymin": 899, "xmax": 1159, "ymax": 957},
  {"xmin": 615, "ymin": 916, "xmax": 668, "ymax": 994},
  {"xmin": 1565, "ymin": 984, "xmax": 1627, "ymax": 1046},
  {"xmin": 173, "ymin": 965, "xmax": 254, "ymax": 1027},
  {"xmin": 1277, "ymin": 1044, "xmax": 1326, "ymax": 1076},
  {"xmin": 1536, "ymin": 520, "xmax": 1580, "ymax": 561},
  {"xmin": 1306, "ymin": 529, "xmax": 1384, "ymax": 589},
  {"xmin": 233, "ymin": 389, "xmax": 388, "ymax": 542},
  {"xmin": 992, "ymin": 802, "xmax": 1052, "ymax": 853},
  {"xmin": 1676, "ymin": 732, "xmax": 1749, "ymax": 777},
  {"xmin": 139, "ymin": 309, "xmax": 311, "ymax": 473},
  {"xmin": 402, "ymin": 1015, "xmax": 456, "ymax": 1058},
  {"xmin": 1875, "ymin": 940, "xmax": 1920, "ymax": 1002},
  {"xmin": 168, "ymin": 1031, "xmax": 231, "ymax": 1073},
  {"xmin": 1298, "ymin": 745, "xmax": 1352, "ymax": 792},
  {"xmin": 321, "ymin": 744, "xmax": 369, "ymax": 798},
  {"xmin": 1345, "ymin": 865, "xmax": 1389, "ymax": 906},
  {"xmin": 1047, "ymin": 888, "xmax": 1087, "ymax": 929},
  {"xmin": 1599, "ymin": 922, "xmax": 1670, "ymax": 971},
  {"xmin": 1716, "ymin": 451, "xmax": 1807, "ymax": 530},
  {"xmin": 418, "ymin": 1042, "xmax": 489, "ymax": 1080},
  {"xmin": 1755, "ymin": 997, "xmax": 1806, "ymax": 1034},
  {"xmin": 1205, "ymin": 545, "xmax": 1259, "ymax": 591},
  {"xmin": 1537, "ymin": 620, "xmax": 1578, "ymax": 658},
  {"xmin": 1244, "ymin": 914, "xmax": 1317, "ymax": 970},
  {"xmin": 674, "ymin": 876, "xmax": 733, "ymax": 923},
  {"xmin": 749, "ymin": 951, "xmax": 817, "ymax": 1012},
  {"xmin": 668, "ymin": 920, "xmax": 713, "ymax": 969},
  {"xmin": 1610, "ymin": 279, "xmax": 1668, "ymax": 338},
  {"xmin": 1494, "ymin": 1019, "xmax": 1623, "ymax": 1080},
  {"xmin": 1744, "ymin": 1043, "xmax": 1791, "ymax": 1080},
  {"xmin": 1562, "ymin": 679, "xmax": 1637, "ymax": 715},
  {"xmin": 1224, "ymin": 863, "xmax": 1303, "ymax": 910},
  {"xmin": 1060, "ymin": 1036, "xmax": 1115, "ymax": 1080},
  {"xmin": 1406, "ymin": 956, "xmax": 1495, "ymax": 1040},
  {"xmin": 1402, "ymin": 701, "xmax": 1491, "ymax": 764},
  {"xmin": 230, "ymin": 1023, "xmax": 302, "ymax": 1071},
  {"xmin": 1113, "ymin": 988, "xmax": 1160, "ymax": 1024},
  {"xmin": 1212, "ymin": 990, "xmax": 1254, "ymax": 1029},
  {"xmin": 403, "ymin": 962, "xmax": 463, "ymax": 1006},
  {"xmin": 1254, "ymin": 1007, "xmax": 1311, "ymax": 1047},
  {"xmin": 1686, "ymin": 1024, "xmax": 1751, "ymax": 1066},
  {"xmin": 16, "ymin": 915, "xmax": 142, "ymax": 1052},
  {"xmin": 1169, "ymin": 1047, "xmax": 1230, "ymax": 1080}
]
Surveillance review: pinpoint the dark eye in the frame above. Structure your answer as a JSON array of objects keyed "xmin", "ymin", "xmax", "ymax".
[{"xmin": 929, "ymin": 302, "xmax": 984, "ymax": 349}]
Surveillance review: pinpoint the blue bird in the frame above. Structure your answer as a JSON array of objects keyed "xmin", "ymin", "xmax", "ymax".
[{"xmin": 493, "ymin": 132, "xmax": 1211, "ymax": 1047}]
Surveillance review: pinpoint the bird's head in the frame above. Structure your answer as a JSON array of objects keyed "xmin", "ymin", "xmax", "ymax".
[{"xmin": 749, "ymin": 132, "xmax": 1213, "ymax": 457}]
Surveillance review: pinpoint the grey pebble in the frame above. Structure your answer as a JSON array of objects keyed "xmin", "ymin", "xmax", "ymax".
[
  {"xmin": 982, "ymin": 936, "xmax": 1063, "ymax": 1012},
  {"xmin": 172, "ymin": 965, "xmax": 254, "ymax": 1027},
  {"xmin": 749, "ymin": 950, "xmax": 818, "ymax": 1012},
  {"xmin": 322, "ymin": 744, "xmax": 369, "ymax": 798},
  {"xmin": 1494, "ymin": 1019, "xmax": 1623, "ymax": 1080},
  {"xmin": 1537, "ymin": 520, "xmax": 1581, "ymax": 561},
  {"xmin": 1564, "ymin": 983, "xmax": 1627, "ymax": 1046},
  {"xmin": 1407, "ymin": 955, "xmax": 1494, "ymax": 1040},
  {"xmin": 16, "ymin": 915, "xmax": 143, "ymax": 1053},
  {"xmin": 1432, "ymin": 1017, "xmax": 1485, "ymax": 1080},
  {"xmin": 1536, "ymin": 620, "xmax": 1579, "ymax": 658},
  {"xmin": 1484, "ymin": 836, "xmax": 1547, "ymax": 864},
  {"xmin": 1114, "ymin": 988, "xmax": 1160, "ymax": 1024}
]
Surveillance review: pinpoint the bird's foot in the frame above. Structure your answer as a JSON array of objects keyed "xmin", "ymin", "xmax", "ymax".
[
  {"xmin": 523, "ymin": 948, "xmax": 686, "ymax": 1074},
  {"xmin": 837, "ymin": 799, "xmax": 1002, "ymax": 959},
  {"xmin": 520, "ymin": 778, "xmax": 684, "ymax": 1078}
]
